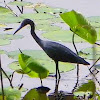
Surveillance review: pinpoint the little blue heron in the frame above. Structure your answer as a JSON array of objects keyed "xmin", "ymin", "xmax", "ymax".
[{"xmin": 13, "ymin": 19, "xmax": 90, "ymax": 81}]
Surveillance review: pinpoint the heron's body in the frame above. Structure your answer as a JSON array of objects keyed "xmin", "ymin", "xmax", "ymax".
[{"xmin": 14, "ymin": 19, "xmax": 90, "ymax": 80}]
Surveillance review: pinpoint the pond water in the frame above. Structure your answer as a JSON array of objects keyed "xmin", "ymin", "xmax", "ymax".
[{"xmin": 0, "ymin": 0, "xmax": 100, "ymax": 99}]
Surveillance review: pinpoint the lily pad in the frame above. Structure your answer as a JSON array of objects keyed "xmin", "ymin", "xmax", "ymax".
[
  {"xmin": 42, "ymin": 30, "xmax": 86, "ymax": 42},
  {"xmin": 35, "ymin": 5, "xmax": 67, "ymax": 14},
  {"xmin": 0, "ymin": 50, "xmax": 5, "ymax": 54},
  {"xmin": 0, "ymin": 14, "xmax": 23, "ymax": 23},
  {"xmin": 20, "ymin": 13, "xmax": 55, "ymax": 20},
  {"xmin": 36, "ymin": 24, "xmax": 61, "ymax": 32},
  {"xmin": 79, "ymin": 47, "xmax": 100, "ymax": 60},
  {"xmin": 8, "ymin": 1, "xmax": 33, "ymax": 7},
  {"xmin": 0, "ymin": 34, "xmax": 24, "ymax": 40},
  {"xmin": 7, "ymin": 50, "xmax": 75, "ymax": 74},
  {"xmin": 0, "ymin": 39, "xmax": 10, "ymax": 46},
  {"xmin": 0, "ymin": 87, "xmax": 21, "ymax": 100},
  {"xmin": 0, "ymin": 6, "xmax": 12, "ymax": 14}
]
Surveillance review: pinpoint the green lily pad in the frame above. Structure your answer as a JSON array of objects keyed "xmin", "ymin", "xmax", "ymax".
[
  {"xmin": 7, "ymin": 50, "xmax": 75, "ymax": 74},
  {"xmin": 87, "ymin": 16, "xmax": 100, "ymax": 29},
  {"xmin": 0, "ymin": 39, "xmax": 10, "ymax": 46},
  {"xmin": 0, "ymin": 14, "xmax": 23, "ymax": 23},
  {"xmin": 8, "ymin": 1, "xmax": 33, "ymax": 6},
  {"xmin": 79, "ymin": 47, "xmax": 100, "ymax": 60},
  {"xmin": 0, "ymin": 50, "xmax": 5, "ymax": 54},
  {"xmin": 35, "ymin": 5, "xmax": 67, "ymax": 14},
  {"xmin": 0, "ymin": 6, "xmax": 12, "ymax": 15},
  {"xmin": 94, "ymin": 64, "xmax": 100, "ymax": 69},
  {"xmin": 0, "ymin": 34, "xmax": 24, "ymax": 40},
  {"xmin": 20, "ymin": 13, "xmax": 55, "ymax": 20},
  {"xmin": 0, "ymin": 87, "xmax": 21, "ymax": 100},
  {"xmin": 36, "ymin": 24, "xmax": 61, "ymax": 32},
  {"xmin": 42, "ymin": 30, "xmax": 86, "ymax": 42},
  {"xmin": 60, "ymin": 10, "xmax": 97, "ymax": 44}
]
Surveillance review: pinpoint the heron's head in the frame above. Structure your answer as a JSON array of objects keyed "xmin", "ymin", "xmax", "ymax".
[{"xmin": 13, "ymin": 19, "xmax": 35, "ymax": 35}]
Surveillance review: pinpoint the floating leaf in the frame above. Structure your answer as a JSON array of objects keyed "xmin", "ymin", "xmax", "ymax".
[
  {"xmin": 18, "ymin": 53, "xmax": 49, "ymax": 79},
  {"xmin": 60, "ymin": 10, "xmax": 97, "ymax": 44},
  {"xmin": 0, "ymin": 39, "xmax": 10, "ymax": 46},
  {"xmin": 0, "ymin": 14, "xmax": 23, "ymax": 23},
  {"xmin": 79, "ymin": 47, "xmax": 100, "ymax": 60},
  {"xmin": 36, "ymin": 24, "xmax": 61, "ymax": 32},
  {"xmin": 0, "ymin": 34, "xmax": 24, "ymax": 40},
  {"xmin": 0, "ymin": 6, "xmax": 12, "ymax": 14},
  {"xmin": 35, "ymin": 5, "xmax": 67, "ymax": 14},
  {"xmin": 20, "ymin": 13, "xmax": 55, "ymax": 20},
  {"xmin": 0, "ymin": 87, "xmax": 21, "ymax": 100},
  {"xmin": 8, "ymin": 1, "xmax": 33, "ymax": 6},
  {"xmin": 0, "ymin": 50, "xmax": 5, "ymax": 54},
  {"xmin": 42, "ymin": 30, "xmax": 86, "ymax": 42}
]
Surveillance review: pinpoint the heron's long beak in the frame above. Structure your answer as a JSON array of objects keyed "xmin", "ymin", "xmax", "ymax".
[{"xmin": 13, "ymin": 25, "xmax": 23, "ymax": 35}]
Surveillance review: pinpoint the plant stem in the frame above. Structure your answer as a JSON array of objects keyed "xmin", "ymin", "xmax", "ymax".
[
  {"xmin": 72, "ymin": 32, "xmax": 79, "ymax": 92},
  {"xmin": 0, "ymin": 55, "xmax": 5, "ymax": 100}
]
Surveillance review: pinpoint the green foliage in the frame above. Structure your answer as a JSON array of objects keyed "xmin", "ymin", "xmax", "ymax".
[
  {"xmin": 23, "ymin": 87, "xmax": 49, "ymax": 100},
  {"xmin": 60, "ymin": 10, "xmax": 97, "ymax": 44},
  {"xmin": 0, "ymin": 87, "xmax": 21, "ymax": 100},
  {"xmin": 18, "ymin": 53, "xmax": 49, "ymax": 79},
  {"xmin": 74, "ymin": 80, "xmax": 96, "ymax": 99},
  {"xmin": 0, "ymin": 6, "xmax": 12, "ymax": 14}
]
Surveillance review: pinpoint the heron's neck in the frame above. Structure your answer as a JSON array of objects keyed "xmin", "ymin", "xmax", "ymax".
[{"xmin": 31, "ymin": 28, "xmax": 43, "ymax": 47}]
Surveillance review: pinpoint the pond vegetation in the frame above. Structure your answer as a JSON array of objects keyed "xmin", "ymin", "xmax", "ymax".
[{"xmin": 0, "ymin": 0, "xmax": 100, "ymax": 100}]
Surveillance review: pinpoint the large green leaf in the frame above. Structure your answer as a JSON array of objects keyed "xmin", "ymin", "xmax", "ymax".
[
  {"xmin": 7, "ymin": 50, "xmax": 75, "ymax": 74},
  {"xmin": 60, "ymin": 10, "xmax": 97, "ymax": 44},
  {"xmin": 8, "ymin": 1, "xmax": 33, "ymax": 6},
  {"xmin": 0, "ymin": 87, "xmax": 21, "ymax": 100},
  {"xmin": 18, "ymin": 53, "xmax": 49, "ymax": 79},
  {"xmin": 23, "ymin": 87, "xmax": 49, "ymax": 100}
]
